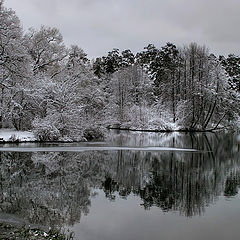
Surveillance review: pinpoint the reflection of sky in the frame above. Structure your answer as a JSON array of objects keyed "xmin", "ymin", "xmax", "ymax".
[{"xmin": 71, "ymin": 191, "xmax": 240, "ymax": 240}]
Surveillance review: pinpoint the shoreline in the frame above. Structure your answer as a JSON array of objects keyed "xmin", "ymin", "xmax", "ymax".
[
  {"xmin": 0, "ymin": 127, "xmax": 231, "ymax": 144},
  {"xmin": 107, "ymin": 127, "xmax": 227, "ymax": 133}
]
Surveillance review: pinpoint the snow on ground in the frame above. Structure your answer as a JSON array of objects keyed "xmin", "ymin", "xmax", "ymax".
[{"xmin": 0, "ymin": 129, "xmax": 36, "ymax": 142}]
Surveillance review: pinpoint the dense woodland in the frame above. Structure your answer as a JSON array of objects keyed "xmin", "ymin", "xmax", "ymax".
[{"xmin": 1, "ymin": 1, "xmax": 240, "ymax": 141}]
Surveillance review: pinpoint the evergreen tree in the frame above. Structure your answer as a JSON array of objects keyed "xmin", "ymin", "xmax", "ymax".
[
  {"xmin": 220, "ymin": 54, "xmax": 240, "ymax": 92},
  {"xmin": 103, "ymin": 48, "xmax": 122, "ymax": 74}
]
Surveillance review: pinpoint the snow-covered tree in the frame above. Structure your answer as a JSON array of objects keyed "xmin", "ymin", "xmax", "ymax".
[
  {"xmin": 24, "ymin": 26, "xmax": 67, "ymax": 77},
  {"xmin": 31, "ymin": 44, "xmax": 106, "ymax": 140},
  {"xmin": 176, "ymin": 46, "xmax": 238, "ymax": 130},
  {"xmin": 0, "ymin": 0, "xmax": 30, "ymax": 128},
  {"xmin": 107, "ymin": 65, "xmax": 154, "ymax": 127}
]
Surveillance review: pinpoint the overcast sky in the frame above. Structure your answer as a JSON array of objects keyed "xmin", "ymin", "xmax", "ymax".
[{"xmin": 4, "ymin": 0, "xmax": 240, "ymax": 58}]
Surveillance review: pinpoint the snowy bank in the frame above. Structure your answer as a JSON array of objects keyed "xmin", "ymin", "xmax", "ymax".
[{"xmin": 0, "ymin": 129, "xmax": 36, "ymax": 142}]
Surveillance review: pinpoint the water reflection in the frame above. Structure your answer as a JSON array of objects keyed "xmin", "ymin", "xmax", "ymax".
[
  {"xmin": 224, "ymin": 170, "xmax": 240, "ymax": 197},
  {"xmin": 0, "ymin": 132, "xmax": 239, "ymax": 230}
]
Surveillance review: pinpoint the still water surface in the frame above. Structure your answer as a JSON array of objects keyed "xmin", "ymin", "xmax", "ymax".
[{"xmin": 0, "ymin": 131, "xmax": 240, "ymax": 239}]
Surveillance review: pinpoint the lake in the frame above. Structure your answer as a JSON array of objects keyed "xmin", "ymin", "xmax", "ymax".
[{"xmin": 0, "ymin": 131, "xmax": 240, "ymax": 240}]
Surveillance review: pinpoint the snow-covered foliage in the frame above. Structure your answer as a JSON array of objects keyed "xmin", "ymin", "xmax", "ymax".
[
  {"xmin": 23, "ymin": 25, "xmax": 67, "ymax": 76},
  {"xmin": 0, "ymin": 1, "xmax": 31, "ymax": 130},
  {"xmin": 32, "ymin": 118, "xmax": 61, "ymax": 141},
  {"xmin": 0, "ymin": 1, "xmax": 240, "ymax": 140}
]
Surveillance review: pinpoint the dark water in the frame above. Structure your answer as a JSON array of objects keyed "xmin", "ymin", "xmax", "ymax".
[{"xmin": 0, "ymin": 131, "xmax": 240, "ymax": 240}]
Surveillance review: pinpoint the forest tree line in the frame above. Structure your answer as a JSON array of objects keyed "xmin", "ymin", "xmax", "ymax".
[{"xmin": 0, "ymin": 1, "xmax": 240, "ymax": 140}]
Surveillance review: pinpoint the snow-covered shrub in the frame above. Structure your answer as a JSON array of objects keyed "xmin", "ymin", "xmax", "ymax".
[
  {"xmin": 147, "ymin": 103, "xmax": 176, "ymax": 130},
  {"xmin": 124, "ymin": 105, "xmax": 148, "ymax": 129},
  {"xmin": 33, "ymin": 118, "xmax": 61, "ymax": 141},
  {"xmin": 176, "ymin": 100, "xmax": 192, "ymax": 129},
  {"xmin": 148, "ymin": 118, "xmax": 173, "ymax": 131},
  {"xmin": 83, "ymin": 127, "xmax": 105, "ymax": 141},
  {"xmin": 9, "ymin": 134, "xmax": 20, "ymax": 142}
]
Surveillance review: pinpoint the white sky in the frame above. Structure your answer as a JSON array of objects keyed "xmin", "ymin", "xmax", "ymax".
[{"xmin": 4, "ymin": 0, "xmax": 240, "ymax": 58}]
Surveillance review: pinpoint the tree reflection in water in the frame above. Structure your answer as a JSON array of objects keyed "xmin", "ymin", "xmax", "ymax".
[{"xmin": 0, "ymin": 132, "xmax": 239, "ymax": 229}]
